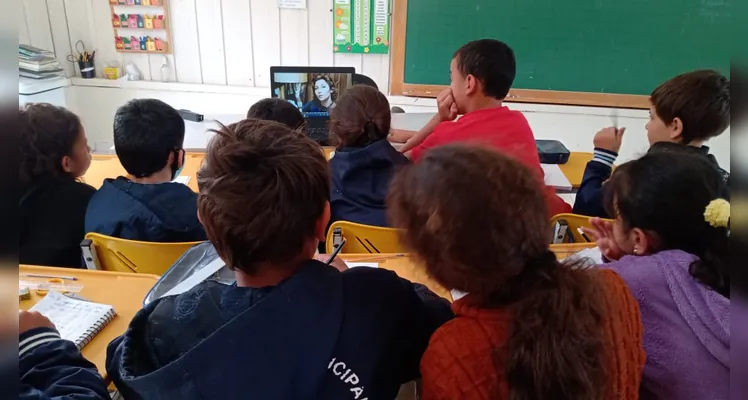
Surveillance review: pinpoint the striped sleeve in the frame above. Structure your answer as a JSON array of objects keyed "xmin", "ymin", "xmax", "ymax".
[
  {"xmin": 19, "ymin": 327, "xmax": 62, "ymax": 357},
  {"xmin": 592, "ymin": 147, "xmax": 619, "ymax": 168}
]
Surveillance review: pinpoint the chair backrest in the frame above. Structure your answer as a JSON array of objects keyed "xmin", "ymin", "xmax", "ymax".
[
  {"xmin": 84, "ymin": 232, "xmax": 203, "ymax": 275},
  {"xmin": 325, "ymin": 221, "xmax": 406, "ymax": 254},
  {"xmin": 549, "ymin": 213, "xmax": 613, "ymax": 243}
]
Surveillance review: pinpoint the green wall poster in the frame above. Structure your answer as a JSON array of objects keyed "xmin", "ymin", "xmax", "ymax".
[{"xmin": 333, "ymin": 0, "xmax": 390, "ymax": 54}]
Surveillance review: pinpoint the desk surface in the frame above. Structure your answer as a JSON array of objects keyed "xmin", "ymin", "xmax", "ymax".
[
  {"xmin": 19, "ymin": 265, "xmax": 160, "ymax": 376},
  {"xmin": 84, "ymin": 150, "xmax": 589, "ymax": 190}
]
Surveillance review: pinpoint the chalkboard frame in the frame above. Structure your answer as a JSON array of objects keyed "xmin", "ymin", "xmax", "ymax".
[{"xmin": 388, "ymin": 0, "xmax": 650, "ymax": 109}]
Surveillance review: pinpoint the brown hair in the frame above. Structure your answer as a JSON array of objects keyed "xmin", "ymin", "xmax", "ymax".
[
  {"xmin": 329, "ymin": 85, "xmax": 390, "ymax": 149},
  {"xmin": 388, "ymin": 145, "xmax": 607, "ymax": 400},
  {"xmin": 197, "ymin": 119, "xmax": 330, "ymax": 274},
  {"xmin": 247, "ymin": 98, "xmax": 305, "ymax": 130},
  {"xmin": 19, "ymin": 103, "xmax": 84, "ymax": 187},
  {"xmin": 650, "ymin": 69, "xmax": 730, "ymax": 144}
]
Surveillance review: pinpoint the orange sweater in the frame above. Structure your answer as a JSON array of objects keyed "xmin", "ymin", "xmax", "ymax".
[{"xmin": 420, "ymin": 269, "xmax": 644, "ymax": 400}]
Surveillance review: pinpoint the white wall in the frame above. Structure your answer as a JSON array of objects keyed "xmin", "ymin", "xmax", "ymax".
[
  {"xmin": 19, "ymin": 0, "xmax": 391, "ymax": 89},
  {"xmin": 20, "ymin": 0, "xmax": 731, "ymax": 170}
]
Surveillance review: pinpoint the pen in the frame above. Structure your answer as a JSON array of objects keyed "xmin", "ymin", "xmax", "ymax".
[
  {"xmin": 325, "ymin": 239, "xmax": 347, "ymax": 266},
  {"xmin": 20, "ymin": 273, "xmax": 78, "ymax": 281},
  {"xmin": 577, "ymin": 228, "xmax": 592, "ymax": 243},
  {"xmin": 611, "ymin": 108, "xmax": 619, "ymax": 134}
]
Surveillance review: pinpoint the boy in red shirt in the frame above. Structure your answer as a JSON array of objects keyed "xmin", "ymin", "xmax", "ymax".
[{"xmin": 399, "ymin": 39, "xmax": 570, "ymax": 216}]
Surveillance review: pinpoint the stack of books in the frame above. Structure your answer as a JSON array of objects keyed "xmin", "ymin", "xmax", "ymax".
[{"xmin": 19, "ymin": 44, "xmax": 64, "ymax": 79}]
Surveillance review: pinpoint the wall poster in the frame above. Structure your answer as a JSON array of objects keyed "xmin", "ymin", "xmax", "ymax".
[{"xmin": 333, "ymin": 0, "xmax": 390, "ymax": 54}]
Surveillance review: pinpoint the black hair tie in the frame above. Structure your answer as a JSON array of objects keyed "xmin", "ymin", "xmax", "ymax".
[{"xmin": 363, "ymin": 121, "xmax": 380, "ymax": 142}]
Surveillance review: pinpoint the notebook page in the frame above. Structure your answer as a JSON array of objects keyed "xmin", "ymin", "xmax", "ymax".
[{"xmin": 30, "ymin": 291, "xmax": 114, "ymax": 347}]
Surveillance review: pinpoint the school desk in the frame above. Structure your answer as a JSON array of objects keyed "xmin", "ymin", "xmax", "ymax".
[
  {"xmin": 85, "ymin": 149, "xmax": 589, "ymax": 191},
  {"xmin": 19, "ymin": 265, "xmax": 160, "ymax": 377},
  {"xmin": 342, "ymin": 243, "xmax": 596, "ymax": 301}
]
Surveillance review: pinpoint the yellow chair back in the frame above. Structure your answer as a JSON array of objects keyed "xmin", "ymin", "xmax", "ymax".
[
  {"xmin": 550, "ymin": 213, "xmax": 614, "ymax": 243},
  {"xmin": 325, "ymin": 221, "xmax": 406, "ymax": 254},
  {"xmin": 84, "ymin": 232, "xmax": 203, "ymax": 275}
]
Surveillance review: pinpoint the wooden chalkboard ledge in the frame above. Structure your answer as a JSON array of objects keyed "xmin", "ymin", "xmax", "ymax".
[{"xmin": 395, "ymin": 83, "xmax": 650, "ymax": 109}]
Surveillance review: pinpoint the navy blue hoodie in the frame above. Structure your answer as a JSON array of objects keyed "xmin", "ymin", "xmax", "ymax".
[
  {"xmin": 330, "ymin": 140, "xmax": 408, "ymax": 227},
  {"xmin": 106, "ymin": 260, "xmax": 452, "ymax": 399},
  {"xmin": 20, "ymin": 327, "xmax": 109, "ymax": 400},
  {"xmin": 85, "ymin": 177, "xmax": 207, "ymax": 242}
]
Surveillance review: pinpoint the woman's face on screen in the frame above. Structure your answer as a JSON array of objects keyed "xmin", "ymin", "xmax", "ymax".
[{"xmin": 314, "ymin": 79, "xmax": 332, "ymax": 102}]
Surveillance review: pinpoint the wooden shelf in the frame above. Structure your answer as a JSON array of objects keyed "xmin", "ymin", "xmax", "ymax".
[{"xmin": 111, "ymin": 0, "xmax": 172, "ymax": 57}]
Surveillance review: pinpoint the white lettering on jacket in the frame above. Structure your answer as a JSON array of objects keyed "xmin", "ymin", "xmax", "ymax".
[{"xmin": 327, "ymin": 357, "xmax": 368, "ymax": 400}]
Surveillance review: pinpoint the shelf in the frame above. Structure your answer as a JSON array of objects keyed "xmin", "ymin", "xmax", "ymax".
[{"xmin": 114, "ymin": 26, "xmax": 166, "ymax": 30}]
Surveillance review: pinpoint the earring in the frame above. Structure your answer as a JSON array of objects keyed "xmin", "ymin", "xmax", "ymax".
[{"xmin": 633, "ymin": 248, "xmax": 639, "ymax": 255}]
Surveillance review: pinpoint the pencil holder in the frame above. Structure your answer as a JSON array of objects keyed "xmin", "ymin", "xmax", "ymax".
[{"xmin": 78, "ymin": 60, "xmax": 96, "ymax": 79}]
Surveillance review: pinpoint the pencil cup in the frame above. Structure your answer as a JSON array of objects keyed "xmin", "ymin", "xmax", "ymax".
[{"xmin": 77, "ymin": 60, "xmax": 96, "ymax": 79}]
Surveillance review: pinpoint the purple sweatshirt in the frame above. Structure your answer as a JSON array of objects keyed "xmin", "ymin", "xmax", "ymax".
[{"xmin": 603, "ymin": 250, "xmax": 729, "ymax": 400}]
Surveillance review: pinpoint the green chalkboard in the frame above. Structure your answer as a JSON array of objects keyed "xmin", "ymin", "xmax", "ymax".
[{"xmin": 401, "ymin": 0, "xmax": 733, "ymax": 97}]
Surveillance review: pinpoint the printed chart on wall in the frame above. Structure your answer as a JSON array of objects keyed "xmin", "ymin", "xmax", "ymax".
[{"xmin": 333, "ymin": 0, "xmax": 390, "ymax": 54}]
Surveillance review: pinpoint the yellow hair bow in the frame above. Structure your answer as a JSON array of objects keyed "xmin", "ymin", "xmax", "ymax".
[{"xmin": 704, "ymin": 198, "xmax": 730, "ymax": 228}]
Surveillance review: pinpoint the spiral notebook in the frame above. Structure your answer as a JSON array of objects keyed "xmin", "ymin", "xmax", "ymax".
[{"xmin": 30, "ymin": 291, "xmax": 116, "ymax": 349}]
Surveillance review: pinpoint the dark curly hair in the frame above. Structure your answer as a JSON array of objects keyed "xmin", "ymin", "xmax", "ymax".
[
  {"xmin": 329, "ymin": 85, "xmax": 390, "ymax": 149},
  {"xmin": 605, "ymin": 151, "xmax": 729, "ymax": 298},
  {"xmin": 20, "ymin": 103, "xmax": 84, "ymax": 187},
  {"xmin": 388, "ymin": 144, "xmax": 607, "ymax": 400}
]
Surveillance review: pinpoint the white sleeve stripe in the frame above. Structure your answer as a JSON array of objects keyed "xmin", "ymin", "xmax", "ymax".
[
  {"xmin": 19, "ymin": 337, "xmax": 62, "ymax": 357},
  {"xmin": 592, "ymin": 158, "xmax": 614, "ymax": 168},
  {"xmin": 19, "ymin": 331, "xmax": 60, "ymax": 349}
]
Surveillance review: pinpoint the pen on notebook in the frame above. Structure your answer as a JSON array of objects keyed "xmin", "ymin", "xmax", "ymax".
[
  {"xmin": 325, "ymin": 239, "xmax": 347, "ymax": 266},
  {"xmin": 20, "ymin": 273, "xmax": 78, "ymax": 281},
  {"xmin": 611, "ymin": 108, "xmax": 619, "ymax": 133},
  {"xmin": 577, "ymin": 228, "xmax": 592, "ymax": 243}
]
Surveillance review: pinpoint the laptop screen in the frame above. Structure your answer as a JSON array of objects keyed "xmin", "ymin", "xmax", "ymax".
[{"xmin": 271, "ymin": 71, "xmax": 353, "ymax": 118}]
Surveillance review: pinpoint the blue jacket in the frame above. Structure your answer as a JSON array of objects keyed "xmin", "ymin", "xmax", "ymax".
[
  {"xmin": 85, "ymin": 177, "xmax": 207, "ymax": 243},
  {"xmin": 330, "ymin": 140, "xmax": 408, "ymax": 227},
  {"xmin": 106, "ymin": 260, "xmax": 452, "ymax": 399},
  {"xmin": 573, "ymin": 145, "xmax": 730, "ymax": 218},
  {"xmin": 20, "ymin": 327, "xmax": 109, "ymax": 400}
]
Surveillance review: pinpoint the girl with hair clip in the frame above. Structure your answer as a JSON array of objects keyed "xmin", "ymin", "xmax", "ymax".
[
  {"xmin": 328, "ymin": 85, "xmax": 408, "ymax": 227},
  {"xmin": 583, "ymin": 151, "xmax": 730, "ymax": 400},
  {"xmin": 389, "ymin": 144, "xmax": 645, "ymax": 400},
  {"xmin": 302, "ymin": 74, "xmax": 338, "ymax": 113}
]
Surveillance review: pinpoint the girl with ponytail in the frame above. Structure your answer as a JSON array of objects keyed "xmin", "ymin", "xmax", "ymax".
[
  {"xmin": 583, "ymin": 150, "xmax": 730, "ymax": 400},
  {"xmin": 388, "ymin": 144, "xmax": 645, "ymax": 400},
  {"xmin": 327, "ymin": 85, "xmax": 407, "ymax": 228}
]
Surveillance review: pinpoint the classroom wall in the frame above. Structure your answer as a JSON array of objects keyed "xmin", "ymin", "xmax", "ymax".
[
  {"xmin": 19, "ymin": 0, "xmax": 391, "ymax": 89},
  {"xmin": 20, "ymin": 0, "xmax": 731, "ymax": 169}
]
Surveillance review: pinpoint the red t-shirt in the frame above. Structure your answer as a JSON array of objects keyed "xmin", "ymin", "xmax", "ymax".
[{"xmin": 410, "ymin": 106, "xmax": 571, "ymax": 216}]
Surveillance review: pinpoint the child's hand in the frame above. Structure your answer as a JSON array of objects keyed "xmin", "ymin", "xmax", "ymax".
[
  {"xmin": 581, "ymin": 218, "xmax": 625, "ymax": 261},
  {"xmin": 313, "ymin": 254, "xmax": 349, "ymax": 272},
  {"xmin": 19, "ymin": 311, "xmax": 55, "ymax": 335},
  {"xmin": 593, "ymin": 127, "xmax": 626, "ymax": 153},
  {"xmin": 436, "ymin": 89, "xmax": 458, "ymax": 122}
]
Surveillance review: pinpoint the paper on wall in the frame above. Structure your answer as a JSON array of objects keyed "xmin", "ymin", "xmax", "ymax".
[{"xmin": 278, "ymin": 0, "xmax": 306, "ymax": 9}]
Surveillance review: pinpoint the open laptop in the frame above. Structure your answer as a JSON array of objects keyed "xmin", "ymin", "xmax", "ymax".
[{"xmin": 270, "ymin": 66, "xmax": 355, "ymax": 145}]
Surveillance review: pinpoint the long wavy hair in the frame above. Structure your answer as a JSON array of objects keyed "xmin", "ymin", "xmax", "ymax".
[{"xmin": 388, "ymin": 145, "xmax": 607, "ymax": 400}]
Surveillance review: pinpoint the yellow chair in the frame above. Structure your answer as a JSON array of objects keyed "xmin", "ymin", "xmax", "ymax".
[
  {"xmin": 549, "ymin": 213, "xmax": 614, "ymax": 243},
  {"xmin": 84, "ymin": 232, "xmax": 203, "ymax": 275},
  {"xmin": 325, "ymin": 221, "xmax": 406, "ymax": 254}
]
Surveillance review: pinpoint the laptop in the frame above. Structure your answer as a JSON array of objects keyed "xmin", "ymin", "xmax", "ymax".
[{"xmin": 270, "ymin": 66, "xmax": 355, "ymax": 145}]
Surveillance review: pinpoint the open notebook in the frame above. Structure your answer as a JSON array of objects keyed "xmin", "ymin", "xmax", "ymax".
[{"xmin": 30, "ymin": 291, "xmax": 116, "ymax": 349}]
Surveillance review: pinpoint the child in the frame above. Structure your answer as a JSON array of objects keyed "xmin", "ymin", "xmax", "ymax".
[
  {"xmin": 388, "ymin": 144, "xmax": 644, "ymax": 400},
  {"xmin": 247, "ymin": 98, "xmax": 306, "ymax": 130},
  {"xmin": 328, "ymin": 85, "xmax": 408, "ymax": 227},
  {"xmin": 106, "ymin": 119, "xmax": 452, "ymax": 399},
  {"xmin": 573, "ymin": 69, "xmax": 730, "ymax": 217},
  {"xmin": 583, "ymin": 151, "xmax": 729, "ymax": 400},
  {"xmin": 85, "ymin": 99, "xmax": 207, "ymax": 242},
  {"xmin": 20, "ymin": 311, "xmax": 109, "ymax": 399},
  {"xmin": 20, "ymin": 103, "xmax": 95, "ymax": 268},
  {"xmin": 399, "ymin": 39, "xmax": 571, "ymax": 217}
]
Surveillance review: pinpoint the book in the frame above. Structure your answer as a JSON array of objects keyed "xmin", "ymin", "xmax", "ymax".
[
  {"xmin": 19, "ymin": 61, "xmax": 61, "ymax": 72},
  {"xmin": 19, "ymin": 44, "xmax": 54, "ymax": 57},
  {"xmin": 30, "ymin": 291, "xmax": 116, "ymax": 349}
]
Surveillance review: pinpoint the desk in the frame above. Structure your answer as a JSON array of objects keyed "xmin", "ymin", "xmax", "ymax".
[
  {"xmin": 19, "ymin": 265, "xmax": 159, "ymax": 376},
  {"xmin": 341, "ymin": 243, "xmax": 596, "ymax": 301},
  {"xmin": 85, "ymin": 150, "xmax": 590, "ymax": 191}
]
